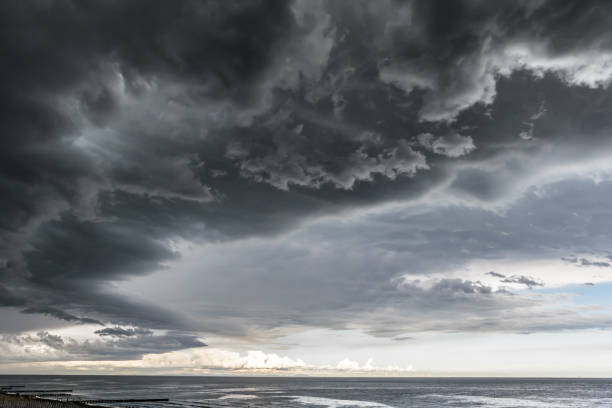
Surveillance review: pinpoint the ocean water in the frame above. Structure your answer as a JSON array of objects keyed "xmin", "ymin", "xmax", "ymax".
[{"xmin": 1, "ymin": 376, "xmax": 612, "ymax": 408}]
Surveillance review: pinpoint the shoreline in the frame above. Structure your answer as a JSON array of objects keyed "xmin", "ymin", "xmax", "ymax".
[{"xmin": 0, "ymin": 394, "xmax": 102, "ymax": 408}]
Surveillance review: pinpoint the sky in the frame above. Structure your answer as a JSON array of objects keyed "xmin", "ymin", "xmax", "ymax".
[{"xmin": 3, "ymin": 0, "xmax": 612, "ymax": 377}]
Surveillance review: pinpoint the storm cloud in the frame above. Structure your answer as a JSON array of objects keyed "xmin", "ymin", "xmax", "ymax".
[{"xmin": 3, "ymin": 0, "xmax": 612, "ymax": 363}]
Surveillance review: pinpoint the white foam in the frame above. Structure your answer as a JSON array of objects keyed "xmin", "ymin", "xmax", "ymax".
[
  {"xmin": 215, "ymin": 387, "xmax": 267, "ymax": 392},
  {"xmin": 217, "ymin": 394, "xmax": 259, "ymax": 400},
  {"xmin": 449, "ymin": 395, "xmax": 556, "ymax": 407},
  {"xmin": 423, "ymin": 394, "xmax": 612, "ymax": 408},
  {"xmin": 291, "ymin": 396, "xmax": 393, "ymax": 408}
]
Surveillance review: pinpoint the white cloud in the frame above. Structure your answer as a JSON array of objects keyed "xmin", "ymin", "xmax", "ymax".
[
  {"xmin": 334, "ymin": 357, "xmax": 413, "ymax": 373},
  {"xmin": 140, "ymin": 348, "xmax": 307, "ymax": 370},
  {"xmin": 0, "ymin": 344, "xmax": 414, "ymax": 376},
  {"xmin": 138, "ymin": 347, "xmax": 414, "ymax": 375}
]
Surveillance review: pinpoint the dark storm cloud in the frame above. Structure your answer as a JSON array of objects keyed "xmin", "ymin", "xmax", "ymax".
[
  {"xmin": 0, "ymin": 285, "xmax": 27, "ymax": 307},
  {"xmin": 0, "ymin": 0, "xmax": 311, "ymax": 272},
  {"xmin": 0, "ymin": 0, "xmax": 306, "ymax": 210},
  {"xmin": 21, "ymin": 306, "xmax": 103, "ymax": 326},
  {"xmin": 0, "ymin": 0, "xmax": 299, "ymax": 103},
  {"xmin": 0, "ymin": 283, "xmax": 104, "ymax": 325},
  {"xmin": 0, "ymin": 0, "xmax": 333, "ymax": 329},
  {"xmin": 218, "ymin": 0, "xmax": 612, "ymax": 194},
  {"xmin": 368, "ymin": 0, "xmax": 612, "ymax": 121},
  {"xmin": 0, "ymin": 330, "xmax": 205, "ymax": 362},
  {"xmin": 3, "ymin": 0, "xmax": 612, "ymax": 355},
  {"xmin": 26, "ymin": 215, "xmax": 178, "ymax": 285}
]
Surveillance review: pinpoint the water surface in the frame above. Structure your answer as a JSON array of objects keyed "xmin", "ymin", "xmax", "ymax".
[{"xmin": 1, "ymin": 375, "xmax": 611, "ymax": 407}]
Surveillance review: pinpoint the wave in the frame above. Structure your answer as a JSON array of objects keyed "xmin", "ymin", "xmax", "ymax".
[
  {"xmin": 217, "ymin": 394, "xmax": 259, "ymax": 400},
  {"xmin": 421, "ymin": 394, "xmax": 612, "ymax": 408},
  {"xmin": 291, "ymin": 396, "xmax": 394, "ymax": 408}
]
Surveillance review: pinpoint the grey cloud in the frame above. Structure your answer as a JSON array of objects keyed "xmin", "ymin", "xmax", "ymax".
[
  {"xmin": 21, "ymin": 306, "xmax": 103, "ymax": 326},
  {"xmin": 37, "ymin": 332, "xmax": 65, "ymax": 349},
  {"xmin": 579, "ymin": 258, "xmax": 611, "ymax": 268},
  {"xmin": 26, "ymin": 214, "xmax": 178, "ymax": 284},
  {"xmin": 487, "ymin": 271, "xmax": 544, "ymax": 289},
  {"xmin": 95, "ymin": 327, "xmax": 153, "ymax": 337},
  {"xmin": 500, "ymin": 275, "xmax": 544, "ymax": 289},
  {"xmin": 427, "ymin": 278, "xmax": 493, "ymax": 295},
  {"xmin": 230, "ymin": 129, "xmax": 428, "ymax": 190},
  {"xmin": 5, "ymin": 331, "xmax": 64, "ymax": 349},
  {"xmin": 0, "ymin": 284, "xmax": 104, "ymax": 326},
  {"xmin": 0, "ymin": 330, "xmax": 205, "ymax": 362},
  {"xmin": 519, "ymin": 103, "xmax": 547, "ymax": 140},
  {"xmin": 417, "ymin": 132, "xmax": 476, "ymax": 158},
  {"xmin": 7, "ymin": 213, "xmax": 189, "ymax": 326},
  {"xmin": 134, "ymin": 177, "xmax": 612, "ymax": 338},
  {"xmin": 562, "ymin": 256, "xmax": 611, "ymax": 268}
]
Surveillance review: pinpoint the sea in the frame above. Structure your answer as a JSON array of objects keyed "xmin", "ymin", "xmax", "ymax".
[{"xmin": 1, "ymin": 376, "xmax": 612, "ymax": 408}]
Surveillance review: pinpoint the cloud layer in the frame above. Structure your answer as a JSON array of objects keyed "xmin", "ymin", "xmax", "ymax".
[{"xmin": 3, "ymin": 0, "xmax": 612, "ymax": 366}]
